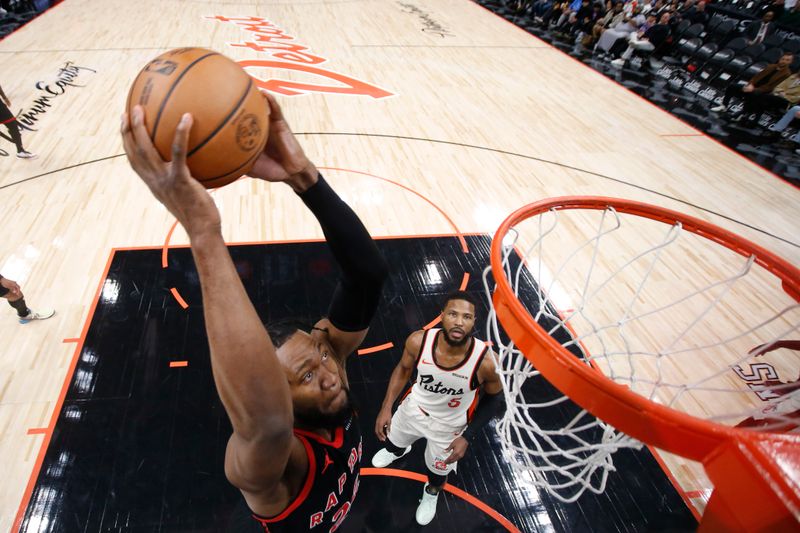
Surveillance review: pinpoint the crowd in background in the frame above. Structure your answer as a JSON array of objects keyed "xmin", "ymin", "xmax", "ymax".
[{"xmin": 506, "ymin": 0, "xmax": 800, "ymax": 153}]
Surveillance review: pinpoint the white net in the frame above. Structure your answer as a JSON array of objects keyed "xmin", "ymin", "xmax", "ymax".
[{"xmin": 482, "ymin": 204, "xmax": 800, "ymax": 503}]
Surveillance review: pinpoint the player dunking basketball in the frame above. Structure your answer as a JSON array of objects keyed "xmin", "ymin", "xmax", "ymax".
[
  {"xmin": 372, "ymin": 291, "xmax": 504, "ymax": 526},
  {"xmin": 121, "ymin": 93, "xmax": 388, "ymax": 532}
]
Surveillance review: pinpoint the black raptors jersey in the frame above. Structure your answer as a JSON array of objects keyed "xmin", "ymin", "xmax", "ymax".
[{"xmin": 250, "ymin": 412, "xmax": 362, "ymax": 532}]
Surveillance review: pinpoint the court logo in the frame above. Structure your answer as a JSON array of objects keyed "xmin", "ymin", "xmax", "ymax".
[
  {"xmin": 397, "ymin": 2, "xmax": 455, "ymax": 38},
  {"xmin": 732, "ymin": 341, "xmax": 800, "ymax": 432},
  {"xmin": 1, "ymin": 61, "xmax": 95, "ymax": 156},
  {"xmin": 208, "ymin": 15, "xmax": 394, "ymax": 98}
]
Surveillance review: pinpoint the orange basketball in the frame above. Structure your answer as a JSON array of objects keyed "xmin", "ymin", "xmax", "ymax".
[{"xmin": 126, "ymin": 47, "xmax": 269, "ymax": 189}]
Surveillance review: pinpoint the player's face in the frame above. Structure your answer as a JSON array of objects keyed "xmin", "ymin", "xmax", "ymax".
[
  {"xmin": 278, "ymin": 331, "xmax": 351, "ymax": 428},
  {"xmin": 440, "ymin": 299, "xmax": 476, "ymax": 347}
]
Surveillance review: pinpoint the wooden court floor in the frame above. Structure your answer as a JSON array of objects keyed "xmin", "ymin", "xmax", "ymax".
[{"xmin": 0, "ymin": 0, "xmax": 798, "ymax": 531}]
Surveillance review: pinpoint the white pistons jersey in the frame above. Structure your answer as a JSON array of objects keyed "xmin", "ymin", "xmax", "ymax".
[{"xmin": 406, "ymin": 328, "xmax": 489, "ymax": 426}]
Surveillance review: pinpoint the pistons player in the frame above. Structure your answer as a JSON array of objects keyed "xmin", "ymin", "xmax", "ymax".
[
  {"xmin": 121, "ymin": 94, "xmax": 388, "ymax": 532},
  {"xmin": 372, "ymin": 291, "xmax": 504, "ymax": 526}
]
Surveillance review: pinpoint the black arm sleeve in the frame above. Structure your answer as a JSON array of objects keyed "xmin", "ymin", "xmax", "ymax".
[
  {"xmin": 298, "ymin": 173, "xmax": 389, "ymax": 331},
  {"xmin": 461, "ymin": 392, "xmax": 504, "ymax": 441}
]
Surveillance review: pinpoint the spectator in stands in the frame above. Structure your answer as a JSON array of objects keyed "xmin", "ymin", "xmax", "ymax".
[
  {"xmin": 596, "ymin": 13, "xmax": 651, "ymax": 55},
  {"xmin": 779, "ymin": 3, "xmax": 800, "ymax": 27},
  {"xmin": 759, "ymin": 0, "xmax": 785, "ymax": 20},
  {"xmin": 744, "ymin": 11, "xmax": 777, "ymax": 45},
  {"xmin": 711, "ymin": 52, "xmax": 794, "ymax": 113},
  {"xmin": 537, "ymin": 0, "xmax": 571, "ymax": 28},
  {"xmin": 642, "ymin": 0, "xmax": 665, "ymax": 15},
  {"xmin": 591, "ymin": 2, "xmax": 627, "ymax": 44},
  {"xmin": 682, "ymin": 0, "xmax": 709, "ymax": 25},
  {"xmin": 735, "ymin": 71, "xmax": 800, "ymax": 125},
  {"xmin": 765, "ymin": 104, "xmax": 800, "ymax": 142},
  {"xmin": 532, "ymin": 0, "xmax": 555, "ymax": 19},
  {"xmin": 576, "ymin": 2, "xmax": 605, "ymax": 45},
  {"xmin": 554, "ymin": 0, "xmax": 594, "ymax": 37},
  {"xmin": 611, "ymin": 11, "xmax": 672, "ymax": 66}
]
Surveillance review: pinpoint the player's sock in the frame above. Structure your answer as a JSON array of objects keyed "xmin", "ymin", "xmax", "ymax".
[
  {"xmin": 8, "ymin": 297, "xmax": 30, "ymax": 317},
  {"xmin": 384, "ymin": 438, "xmax": 406, "ymax": 456}
]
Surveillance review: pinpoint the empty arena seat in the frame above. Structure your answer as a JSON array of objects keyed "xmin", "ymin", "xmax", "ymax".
[
  {"xmin": 687, "ymin": 42, "xmax": 720, "ymax": 72},
  {"xmin": 695, "ymin": 48, "xmax": 736, "ymax": 82},
  {"xmin": 741, "ymin": 60, "xmax": 770, "ymax": 82},
  {"xmin": 741, "ymin": 43, "xmax": 766, "ymax": 60},
  {"xmin": 707, "ymin": 19, "xmax": 737, "ymax": 44},
  {"xmin": 710, "ymin": 54, "xmax": 756, "ymax": 89},
  {"xmin": 723, "ymin": 37, "xmax": 748, "ymax": 54},
  {"xmin": 783, "ymin": 38, "xmax": 800, "ymax": 55},
  {"xmin": 759, "ymin": 47, "xmax": 786, "ymax": 65},
  {"xmin": 677, "ymin": 37, "xmax": 703, "ymax": 61},
  {"xmin": 681, "ymin": 22, "xmax": 705, "ymax": 42},
  {"xmin": 671, "ymin": 19, "xmax": 692, "ymax": 41},
  {"xmin": 762, "ymin": 33, "xmax": 786, "ymax": 49}
]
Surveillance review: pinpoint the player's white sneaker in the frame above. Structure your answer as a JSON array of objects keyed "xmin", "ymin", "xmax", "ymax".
[
  {"xmin": 415, "ymin": 483, "xmax": 440, "ymax": 526},
  {"xmin": 370, "ymin": 445, "xmax": 411, "ymax": 467},
  {"xmin": 19, "ymin": 308, "xmax": 55, "ymax": 324},
  {"xmin": 16, "ymin": 151, "xmax": 37, "ymax": 159}
]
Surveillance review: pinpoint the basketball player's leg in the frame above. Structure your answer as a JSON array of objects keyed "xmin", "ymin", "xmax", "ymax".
[
  {"xmin": 371, "ymin": 401, "xmax": 424, "ymax": 467},
  {"xmin": 0, "ymin": 275, "xmax": 54, "ymax": 323},
  {"xmin": 0, "ymin": 106, "xmax": 35, "ymax": 159},
  {"xmin": 6, "ymin": 119, "xmax": 35, "ymax": 158},
  {"xmin": 416, "ymin": 432, "xmax": 458, "ymax": 525}
]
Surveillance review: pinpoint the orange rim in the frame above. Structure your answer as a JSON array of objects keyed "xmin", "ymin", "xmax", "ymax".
[{"xmin": 489, "ymin": 196, "xmax": 800, "ymax": 462}]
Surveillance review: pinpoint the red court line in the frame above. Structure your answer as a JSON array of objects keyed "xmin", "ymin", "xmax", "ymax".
[
  {"xmin": 357, "ymin": 342, "xmax": 394, "ymax": 356},
  {"xmin": 472, "ymin": 2, "xmax": 800, "ymax": 192},
  {"xmin": 659, "ymin": 134, "xmax": 705, "ymax": 137},
  {"xmin": 61, "ymin": 338, "xmax": 79, "ymax": 343},
  {"xmin": 318, "ymin": 166, "xmax": 469, "ymax": 254},
  {"xmin": 361, "ymin": 467, "xmax": 521, "ymax": 532},
  {"xmin": 648, "ymin": 446, "xmax": 703, "ymax": 522},
  {"xmin": 169, "ymin": 361, "xmax": 189, "ymax": 368},
  {"xmin": 26, "ymin": 428, "xmax": 47, "ymax": 436},
  {"xmin": 0, "ymin": 0, "xmax": 66, "ymax": 43},
  {"xmin": 422, "ymin": 271, "xmax": 471, "ymax": 330},
  {"xmin": 162, "ymin": 220, "xmax": 179, "ymax": 268},
  {"xmin": 162, "ymin": 224, "xmax": 479, "ymax": 310},
  {"xmin": 423, "ymin": 315, "xmax": 442, "ymax": 330},
  {"xmin": 162, "ymin": 231, "xmax": 486, "ymax": 250},
  {"xmin": 14, "ymin": 249, "xmax": 118, "ymax": 531},
  {"xmin": 170, "ymin": 288, "xmax": 189, "ymax": 309}
]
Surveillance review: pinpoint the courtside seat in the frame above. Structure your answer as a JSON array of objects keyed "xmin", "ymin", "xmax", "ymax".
[{"xmin": 695, "ymin": 48, "xmax": 736, "ymax": 83}]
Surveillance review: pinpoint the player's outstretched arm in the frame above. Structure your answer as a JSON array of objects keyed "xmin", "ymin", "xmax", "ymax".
[
  {"xmin": 122, "ymin": 107, "xmax": 295, "ymax": 501},
  {"xmin": 375, "ymin": 331, "xmax": 422, "ymax": 441},
  {"xmin": 250, "ymin": 93, "xmax": 389, "ymax": 362}
]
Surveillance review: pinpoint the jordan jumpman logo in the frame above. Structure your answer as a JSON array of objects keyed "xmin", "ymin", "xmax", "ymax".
[{"xmin": 321, "ymin": 451, "xmax": 334, "ymax": 474}]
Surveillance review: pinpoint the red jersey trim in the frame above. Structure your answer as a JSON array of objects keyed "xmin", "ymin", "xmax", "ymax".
[
  {"xmin": 432, "ymin": 334, "xmax": 475, "ymax": 372},
  {"xmin": 294, "ymin": 425, "xmax": 345, "ymax": 448},
  {"xmin": 400, "ymin": 385, "xmax": 413, "ymax": 404},
  {"xmin": 414, "ymin": 328, "xmax": 431, "ymax": 366},
  {"xmin": 466, "ymin": 394, "xmax": 480, "ymax": 423},
  {"xmin": 252, "ymin": 434, "xmax": 316, "ymax": 524},
  {"xmin": 469, "ymin": 345, "xmax": 489, "ymax": 391}
]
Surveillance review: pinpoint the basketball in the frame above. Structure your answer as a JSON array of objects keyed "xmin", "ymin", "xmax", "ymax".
[{"xmin": 126, "ymin": 47, "xmax": 269, "ymax": 189}]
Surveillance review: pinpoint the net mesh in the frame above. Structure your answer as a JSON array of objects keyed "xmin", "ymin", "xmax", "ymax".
[{"xmin": 482, "ymin": 205, "xmax": 800, "ymax": 502}]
